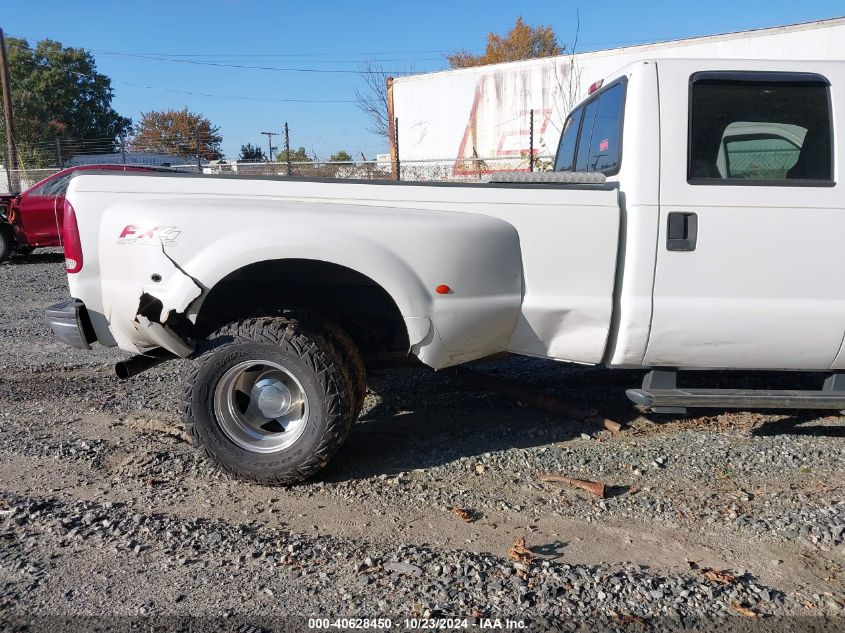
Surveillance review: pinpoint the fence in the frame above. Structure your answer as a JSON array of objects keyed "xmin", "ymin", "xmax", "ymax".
[
  {"xmin": 1, "ymin": 154, "xmax": 556, "ymax": 195},
  {"xmin": 1, "ymin": 111, "xmax": 559, "ymax": 193}
]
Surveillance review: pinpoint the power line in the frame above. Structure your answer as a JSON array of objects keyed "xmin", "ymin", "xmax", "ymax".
[
  {"xmin": 104, "ymin": 56, "xmax": 443, "ymax": 64},
  {"xmin": 260, "ymin": 131, "xmax": 278, "ymax": 161},
  {"xmin": 8, "ymin": 34, "xmax": 434, "ymax": 74},
  {"xmin": 115, "ymin": 80, "xmax": 357, "ymax": 103},
  {"xmin": 13, "ymin": 38, "xmax": 413, "ymax": 105},
  {"xmin": 65, "ymin": 70, "xmax": 357, "ymax": 104},
  {"xmin": 89, "ymin": 50, "xmax": 419, "ymax": 74},
  {"xmin": 5, "ymin": 34, "xmax": 471, "ymax": 58},
  {"xmin": 85, "ymin": 49, "xmax": 469, "ymax": 58}
]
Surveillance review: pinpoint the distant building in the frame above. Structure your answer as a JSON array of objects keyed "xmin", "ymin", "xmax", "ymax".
[{"xmin": 375, "ymin": 153, "xmax": 393, "ymax": 172}]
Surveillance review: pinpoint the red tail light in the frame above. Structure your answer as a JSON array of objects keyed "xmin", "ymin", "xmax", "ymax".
[
  {"xmin": 62, "ymin": 200, "xmax": 83, "ymax": 274},
  {"xmin": 588, "ymin": 79, "xmax": 604, "ymax": 94}
]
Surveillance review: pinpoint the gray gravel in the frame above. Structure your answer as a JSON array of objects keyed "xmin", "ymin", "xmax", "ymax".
[{"xmin": 1, "ymin": 250, "xmax": 844, "ymax": 630}]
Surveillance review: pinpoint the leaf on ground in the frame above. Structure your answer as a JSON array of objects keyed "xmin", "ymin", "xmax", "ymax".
[
  {"xmin": 451, "ymin": 507, "xmax": 474, "ymax": 523},
  {"xmin": 701, "ymin": 568, "xmax": 737, "ymax": 585},
  {"xmin": 609, "ymin": 610, "xmax": 647, "ymax": 627},
  {"xmin": 730, "ymin": 602, "xmax": 758, "ymax": 617},
  {"xmin": 508, "ymin": 536, "xmax": 533, "ymax": 563}
]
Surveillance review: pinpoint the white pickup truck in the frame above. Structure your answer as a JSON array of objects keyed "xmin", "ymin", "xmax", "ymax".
[{"xmin": 46, "ymin": 58, "xmax": 845, "ymax": 484}]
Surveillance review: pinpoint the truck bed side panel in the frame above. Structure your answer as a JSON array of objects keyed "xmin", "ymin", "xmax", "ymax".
[{"xmin": 67, "ymin": 176, "xmax": 620, "ymax": 366}]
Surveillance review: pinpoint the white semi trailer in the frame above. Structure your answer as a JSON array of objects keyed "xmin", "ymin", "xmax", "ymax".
[{"xmin": 390, "ymin": 18, "xmax": 845, "ymax": 178}]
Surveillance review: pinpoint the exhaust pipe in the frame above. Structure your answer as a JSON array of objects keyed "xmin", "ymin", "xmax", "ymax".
[{"xmin": 115, "ymin": 348, "xmax": 177, "ymax": 380}]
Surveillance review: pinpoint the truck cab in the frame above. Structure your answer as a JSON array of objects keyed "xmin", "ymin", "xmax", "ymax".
[{"xmin": 553, "ymin": 59, "xmax": 841, "ymax": 372}]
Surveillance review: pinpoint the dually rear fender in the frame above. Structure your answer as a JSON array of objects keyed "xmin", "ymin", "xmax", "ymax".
[{"xmin": 95, "ymin": 197, "xmax": 525, "ymax": 368}]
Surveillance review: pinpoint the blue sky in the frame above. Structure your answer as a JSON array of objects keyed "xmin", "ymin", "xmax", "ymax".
[{"xmin": 4, "ymin": 0, "xmax": 844, "ymax": 159}]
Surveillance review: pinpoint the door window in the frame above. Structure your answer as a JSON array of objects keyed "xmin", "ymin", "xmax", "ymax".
[
  {"xmin": 689, "ymin": 72, "xmax": 833, "ymax": 183},
  {"xmin": 40, "ymin": 173, "xmax": 74, "ymax": 197},
  {"xmin": 581, "ymin": 84, "xmax": 624, "ymax": 173},
  {"xmin": 555, "ymin": 80, "xmax": 625, "ymax": 175},
  {"xmin": 553, "ymin": 108, "xmax": 582, "ymax": 172},
  {"xmin": 574, "ymin": 99, "xmax": 600, "ymax": 172}
]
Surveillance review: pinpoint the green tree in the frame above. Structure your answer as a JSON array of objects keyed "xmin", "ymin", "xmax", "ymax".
[
  {"xmin": 279, "ymin": 146, "xmax": 312, "ymax": 162},
  {"xmin": 130, "ymin": 108, "xmax": 222, "ymax": 160},
  {"xmin": 446, "ymin": 17, "xmax": 563, "ymax": 68},
  {"xmin": 239, "ymin": 143, "xmax": 267, "ymax": 162},
  {"xmin": 330, "ymin": 150, "xmax": 353, "ymax": 162},
  {"xmin": 1, "ymin": 37, "xmax": 131, "ymax": 166}
]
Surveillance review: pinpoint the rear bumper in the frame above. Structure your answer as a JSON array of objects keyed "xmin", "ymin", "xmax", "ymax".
[{"xmin": 44, "ymin": 299, "xmax": 96, "ymax": 350}]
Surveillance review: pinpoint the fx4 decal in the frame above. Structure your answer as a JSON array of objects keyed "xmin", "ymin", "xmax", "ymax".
[{"xmin": 118, "ymin": 225, "xmax": 181, "ymax": 247}]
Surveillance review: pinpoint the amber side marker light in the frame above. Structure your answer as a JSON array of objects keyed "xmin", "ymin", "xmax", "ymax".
[{"xmin": 435, "ymin": 285, "xmax": 452, "ymax": 295}]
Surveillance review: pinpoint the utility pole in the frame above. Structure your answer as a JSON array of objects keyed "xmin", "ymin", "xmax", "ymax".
[
  {"xmin": 119, "ymin": 134, "xmax": 126, "ymax": 164},
  {"xmin": 195, "ymin": 127, "xmax": 201, "ymax": 171},
  {"xmin": 0, "ymin": 28, "xmax": 19, "ymax": 191},
  {"xmin": 283, "ymin": 123, "xmax": 291, "ymax": 176},
  {"xmin": 529, "ymin": 109, "xmax": 535, "ymax": 173},
  {"xmin": 261, "ymin": 131, "xmax": 277, "ymax": 162},
  {"xmin": 393, "ymin": 117, "xmax": 400, "ymax": 181},
  {"xmin": 55, "ymin": 137, "xmax": 63, "ymax": 168}
]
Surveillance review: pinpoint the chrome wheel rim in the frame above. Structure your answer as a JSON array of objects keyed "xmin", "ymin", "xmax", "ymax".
[{"xmin": 213, "ymin": 360, "xmax": 309, "ymax": 453}]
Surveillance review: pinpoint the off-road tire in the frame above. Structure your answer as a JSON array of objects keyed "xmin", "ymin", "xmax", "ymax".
[
  {"xmin": 182, "ymin": 315, "xmax": 357, "ymax": 485},
  {"xmin": 0, "ymin": 225, "xmax": 12, "ymax": 264},
  {"xmin": 257, "ymin": 310, "xmax": 366, "ymax": 418},
  {"xmin": 303, "ymin": 313, "xmax": 367, "ymax": 417}
]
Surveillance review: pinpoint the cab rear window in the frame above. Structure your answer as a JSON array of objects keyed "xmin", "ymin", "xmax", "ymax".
[{"xmin": 555, "ymin": 80, "xmax": 625, "ymax": 176}]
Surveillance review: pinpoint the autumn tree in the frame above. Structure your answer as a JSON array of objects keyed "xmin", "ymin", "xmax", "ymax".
[
  {"xmin": 330, "ymin": 150, "xmax": 352, "ymax": 162},
  {"xmin": 1, "ymin": 37, "xmax": 131, "ymax": 166},
  {"xmin": 239, "ymin": 143, "xmax": 266, "ymax": 162},
  {"xmin": 446, "ymin": 16, "xmax": 563, "ymax": 68},
  {"xmin": 130, "ymin": 108, "xmax": 222, "ymax": 160}
]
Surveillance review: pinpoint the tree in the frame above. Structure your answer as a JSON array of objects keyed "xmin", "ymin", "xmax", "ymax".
[
  {"xmin": 446, "ymin": 16, "xmax": 563, "ymax": 68},
  {"xmin": 330, "ymin": 150, "xmax": 352, "ymax": 162},
  {"xmin": 239, "ymin": 143, "xmax": 266, "ymax": 162},
  {"xmin": 130, "ymin": 108, "xmax": 222, "ymax": 160},
  {"xmin": 354, "ymin": 58, "xmax": 414, "ymax": 140},
  {"xmin": 354, "ymin": 59, "xmax": 392, "ymax": 139},
  {"xmin": 1, "ymin": 37, "xmax": 131, "ymax": 166},
  {"xmin": 279, "ymin": 146, "xmax": 312, "ymax": 162}
]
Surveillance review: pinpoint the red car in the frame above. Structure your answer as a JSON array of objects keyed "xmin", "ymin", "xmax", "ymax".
[{"xmin": 0, "ymin": 164, "xmax": 169, "ymax": 262}]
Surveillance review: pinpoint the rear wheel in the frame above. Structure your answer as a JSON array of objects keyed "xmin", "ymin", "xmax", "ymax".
[
  {"xmin": 182, "ymin": 315, "xmax": 359, "ymax": 484},
  {"xmin": 0, "ymin": 225, "xmax": 12, "ymax": 263},
  {"xmin": 303, "ymin": 313, "xmax": 367, "ymax": 417}
]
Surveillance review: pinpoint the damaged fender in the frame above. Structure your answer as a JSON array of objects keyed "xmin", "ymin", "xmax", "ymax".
[{"xmin": 102, "ymin": 239, "xmax": 204, "ymax": 356}]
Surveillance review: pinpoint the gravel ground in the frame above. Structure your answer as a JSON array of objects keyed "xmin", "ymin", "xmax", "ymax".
[{"xmin": 1, "ymin": 250, "xmax": 844, "ymax": 631}]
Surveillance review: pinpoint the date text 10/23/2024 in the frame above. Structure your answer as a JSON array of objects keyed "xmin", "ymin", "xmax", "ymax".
[{"xmin": 307, "ymin": 618, "xmax": 528, "ymax": 630}]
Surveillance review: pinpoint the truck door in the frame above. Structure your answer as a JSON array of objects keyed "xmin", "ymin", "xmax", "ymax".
[
  {"xmin": 646, "ymin": 66, "xmax": 842, "ymax": 370},
  {"xmin": 17, "ymin": 171, "xmax": 72, "ymax": 246}
]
